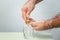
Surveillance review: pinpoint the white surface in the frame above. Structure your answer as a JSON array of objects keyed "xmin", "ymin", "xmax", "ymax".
[{"xmin": 0, "ymin": 32, "xmax": 53, "ymax": 40}]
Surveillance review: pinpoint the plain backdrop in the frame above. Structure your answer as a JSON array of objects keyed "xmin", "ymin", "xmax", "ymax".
[{"xmin": 0, "ymin": 0, "xmax": 60, "ymax": 40}]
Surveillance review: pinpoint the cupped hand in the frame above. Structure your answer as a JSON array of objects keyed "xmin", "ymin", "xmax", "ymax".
[
  {"xmin": 22, "ymin": 1, "xmax": 35, "ymax": 21},
  {"xmin": 30, "ymin": 19, "xmax": 50, "ymax": 31}
]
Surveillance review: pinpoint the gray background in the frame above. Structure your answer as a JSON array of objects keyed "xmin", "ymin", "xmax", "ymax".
[{"xmin": 0, "ymin": 0, "xmax": 60, "ymax": 40}]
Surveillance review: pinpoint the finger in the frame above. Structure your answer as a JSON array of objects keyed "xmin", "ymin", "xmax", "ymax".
[
  {"xmin": 29, "ymin": 18, "xmax": 35, "ymax": 23},
  {"xmin": 22, "ymin": 8, "xmax": 27, "ymax": 21},
  {"xmin": 22, "ymin": 11, "xmax": 26, "ymax": 21},
  {"xmin": 33, "ymin": 27, "xmax": 38, "ymax": 31},
  {"xmin": 30, "ymin": 22, "xmax": 37, "ymax": 27},
  {"xmin": 26, "ymin": 9, "xmax": 31, "ymax": 20},
  {"xmin": 33, "ymin": 27, "xmax": 40, "ymax": 31}
]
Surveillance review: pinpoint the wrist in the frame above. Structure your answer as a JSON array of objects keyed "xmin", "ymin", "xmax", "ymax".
[
  {"xmin": 30, "ymin": 0, "xmax": 43, "ymax": 5},
  {"xmin": 44, "ymin": 20, "xmax": 53, "ymax": 30},
  {"xmin": 43, "ymin": 20, "xmax": 53, "ymax": 30},
  {"xmin": 49, "ymin": 13, "xmax": 60, "ymax": 28},
  {"xmin": 48, "ymin": 20, "xmax": 53, "ymax": 29},
  {"xmin": 29, "ymin": 0, "xmax": 37, "ymax": 5}
]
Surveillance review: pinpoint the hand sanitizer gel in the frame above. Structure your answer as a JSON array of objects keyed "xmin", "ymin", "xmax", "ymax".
[{"xmin": 23, "ymin": 20, "xmax": 34, "ymax": 39}]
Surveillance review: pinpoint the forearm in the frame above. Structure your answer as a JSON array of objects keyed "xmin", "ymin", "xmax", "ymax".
[
  {"xmin": 28, "ymin": 0, "xmax": 43, "ymax": 5},
  {"xmin": 49, "ymin": 13, "xmax": 60, "ymax": 28}
]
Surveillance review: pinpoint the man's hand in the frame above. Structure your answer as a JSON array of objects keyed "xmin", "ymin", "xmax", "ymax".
[
  {"xmin": 30, "ymin": 19, "xmax": 51, "ymax": 31},
  {"xmin": 22, "ymin": 1, "xmax": 35, "ymax": 21},
  {"xmin": 22, "ymin": 0, "xmax": 43, "ymax": 21},
  {"xmin": 30, "ymin": 13, "xmax": 60, "ymax": 31}
]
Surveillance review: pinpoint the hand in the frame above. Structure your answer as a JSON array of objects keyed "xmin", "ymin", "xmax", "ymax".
[
  {"xmin": 22, "ymin": 1, "xmax": 35, "ymax": 21},
  {"xmin": 30, "ymin": 19, "xmax": 51, "ymax": 31}
]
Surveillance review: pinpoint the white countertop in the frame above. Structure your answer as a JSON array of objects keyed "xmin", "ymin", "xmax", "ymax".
[{"xmin": 0, "ymin": 32, "xmax": 53, "ymax": 40}]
